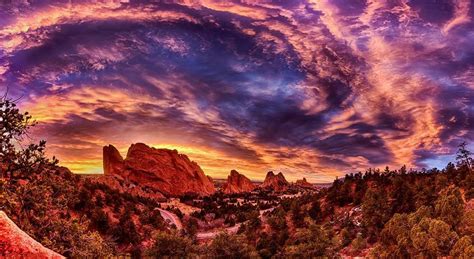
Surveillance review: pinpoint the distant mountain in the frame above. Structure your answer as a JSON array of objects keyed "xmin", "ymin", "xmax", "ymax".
[
  {"xmin": 261, "ymin": 171, "xmax": 289, "ymax": 191},
  {"xmin": 222, "ymin": 170, "xmax": 256, "ymax": 194},
  {"xmin": 103, "ymin": 143, "xmax": 215, "ymax": 196}
]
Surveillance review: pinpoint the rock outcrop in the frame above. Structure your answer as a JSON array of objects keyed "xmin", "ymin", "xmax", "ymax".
[
  {"xmin": 261, "ymin": 171, "xmax": 289, "ymax": 192},
  {"xmin": 103, "ymin": 143, "xmax": 215, "ymax": 196},
  {"xmin": 222, "ymin": 170, "xmax": 256, "ymax": 194},
  {"xmin": 295, "ymin": 178, "xmax": 313, "ymax": 188},
  {"xmin": 0, "ymin": 211, "xmax": 64, "ymax": 258},
  {"xmin": 103, "ymin": 145, "xmax": 124, "ymax": 176},
  {"xmin": 92, "ymin": 174, "xmax": 167, "ymax": 202}
]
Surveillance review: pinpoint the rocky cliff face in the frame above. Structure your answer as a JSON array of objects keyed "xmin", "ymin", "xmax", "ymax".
[
  {"xmin": 103, "ymin": 145, "xmax": 124, "ymax": 176},
  {"xmin": 295, "ymin": 177, "xmax": 313, "ymax": 188},
  {"xmin": 103, "ymin": 143, "xmax": 215, "ymax": 196},
  {"xmin": 261, "ymin": 171, "xmax": 289, "ymax": 191},
  {"xmin": 222, "ymin": 170, "xmax": 255, "ymax": 194}
]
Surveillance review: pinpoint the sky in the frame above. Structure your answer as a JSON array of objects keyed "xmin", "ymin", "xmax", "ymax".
[{"xmin": 0, "ymin": 0, "xmax": 473, "ymax": 183}]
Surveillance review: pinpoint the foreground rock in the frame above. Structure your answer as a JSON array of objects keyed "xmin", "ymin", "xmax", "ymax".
[
  {"xmin": 0, "ymin": 211, "xmax": 64, "ymax": 258},
  {"xmin": 222, "ymin": 170, "xmax": 256, "ymax": 194},
  {"xmin": 261, "ymin": 171, "xmax": 289, "ymax": 192},
  {"xmin": 103, "ymin": 143, "xmax": 215, "ymax": 196},
  {"xmin": 295, "ymin": 178, "xmax": 313, "ymax": 188}
]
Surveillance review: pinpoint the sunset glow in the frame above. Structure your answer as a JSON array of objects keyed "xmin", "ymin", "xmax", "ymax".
[{"xmin": 1, "ymin": 0, "xmax": 473, "ymax": 183}]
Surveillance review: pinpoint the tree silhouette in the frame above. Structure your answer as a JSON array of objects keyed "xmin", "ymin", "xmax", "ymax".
[
  {"xmin": 0, "ymin": 96, "xmax": 57, "ymax": 179},
  {"xmin": 456, "ymin": 142, "xmax": 473, "ymax": 172}
]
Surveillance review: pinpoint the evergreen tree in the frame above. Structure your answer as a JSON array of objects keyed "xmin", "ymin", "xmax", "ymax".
[
  {"xmin": 206, "ymin": 232, "xmax": 258, "ymax": 258},
  {"xmin": 0, "ymin": 97, "xmax": 57, "ymax": 179},
  {"xmin": 456, "ymin": 142, "xmax": 473, "ymax": 171},
  {"xmin": 435, "ymin": 187, "xmax": 464, "ymax": 228},
  {"xmin": 146, "ymin": 231, "xmax": 196, "ymax": 257},
  {"xmin": 362, "ymin": 186, "xmax": 391, "ymax": 241}
]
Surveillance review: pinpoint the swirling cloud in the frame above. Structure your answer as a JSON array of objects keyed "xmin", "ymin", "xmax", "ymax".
[{"xmin": 1, "ymin": 0, "xmax": 473, "ymax": 182}]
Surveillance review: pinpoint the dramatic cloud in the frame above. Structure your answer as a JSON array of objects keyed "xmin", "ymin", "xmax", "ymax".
[{"xmin": 1, "ymin": 0, "xmax": 473, "ymax": 182}]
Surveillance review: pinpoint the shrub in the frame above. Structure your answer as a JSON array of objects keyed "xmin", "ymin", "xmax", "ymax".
[
  {"xmin": 206, "ymin": 232, "xmax": 258, "ymax": 258},
  {"xmin": 146, "ymin": 231, "xmax": 196, "ymax": 257}
]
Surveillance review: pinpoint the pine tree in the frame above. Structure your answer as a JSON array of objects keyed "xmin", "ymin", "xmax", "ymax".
[
  {"xmin": 0, "ymin": 96, "xmax": 57, "ymax": 179},
  {"xmin": 456, "ymin": 142, "xmax": 473, "ymax": 172}
]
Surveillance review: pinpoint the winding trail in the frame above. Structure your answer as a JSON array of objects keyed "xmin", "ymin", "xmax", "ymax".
[
  {"xmin": 196, "ymin": 223, "xmax": 241, "ymax": 240},
  {"xmin": 158, "ymin": 207, "xmax": 276, "ymax": 240}
]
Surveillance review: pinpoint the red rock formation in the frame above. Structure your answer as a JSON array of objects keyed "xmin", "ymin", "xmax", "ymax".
[
  {"xmin": 222, "ymin": 170, "xmax": 256, "ymax": 194},
  {"xmin": 207, "ymin": 175, "xmax": 214, "ymax": 183},
  {"xmin": 295, "ymin": 178, "xmax": 313, "ymax": 188},
  {"xmin": 103, "ymin": 145, "xmax": 124, "ymax": 176},
  {"xmin": 0, "ymin": 211, "xmax": 64, "ymax": 258},
  {"xmin": 261, "ymin": 171, "xmax": 289, "ymax": 192},
  {"xmin": 103, "ymin": 143, "xmax": 215, "ymax": 196},
  {"xmin": 92, "ymin": 174, "xmax": 166, "ymax": 202}
]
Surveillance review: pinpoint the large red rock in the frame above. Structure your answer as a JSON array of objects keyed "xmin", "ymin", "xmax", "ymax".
[
  {"xmin": 261, "ymin": 171, "xmax": 289, "ymax": 192},
  {"xmin": 103, "ymin": 143, "xmax": 215, "ymax": 196},
  {"xmin": 0, "ymin": 211, "xmax": 64, "ymax": 258},
  {"xmin": 222, "ymin": 170, "xmax": 256, "ymax": 194},
  {"xmin": 103, "ymin": 145, "xmax": 124, "ymax": 176},
  {"xmin": 295, "ymin": 178, "xmax": 313, "ymax": 188}
]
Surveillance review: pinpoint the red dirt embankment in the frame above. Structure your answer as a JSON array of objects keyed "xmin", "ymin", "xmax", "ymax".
[{"xmin": 0, "ymin": 211, "xmax": 64, "ymax": 258}]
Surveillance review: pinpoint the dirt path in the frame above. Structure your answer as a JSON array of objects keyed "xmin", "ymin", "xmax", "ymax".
[
  {"xmin": 196, "ymin": 223, "xmax": 242, "ymax": 240},
  {"xmin": 159, "ymin": 207, "xmax": 276, "ymax": 240}
]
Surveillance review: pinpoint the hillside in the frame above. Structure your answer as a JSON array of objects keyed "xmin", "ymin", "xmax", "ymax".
[
  {"xmin": 1, "ymin": 165, "xmax": 168, "ymax": 257},
  {"xmin": 234, "ymin": 164, "xmax": 474, "ymax": 258}
]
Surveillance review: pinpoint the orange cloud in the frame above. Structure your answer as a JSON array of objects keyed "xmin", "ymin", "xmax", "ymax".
[
  {"xmin": 442, "ymin": 0, "xmax": 471, "ymax": 34},
  {"xmin": 4, "ymin": 0, "xmax": 472, "ymax": 183},
  {"xmin": 0, "ymin": 2, "xmax": 199, "ymax": 54}
]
